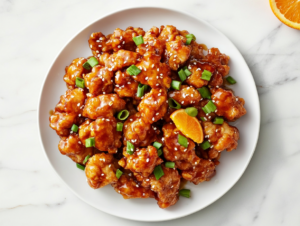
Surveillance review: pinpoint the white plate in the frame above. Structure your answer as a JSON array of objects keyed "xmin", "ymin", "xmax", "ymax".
[{"xmin": 38, "ymin": 6, "xmax": 260, "ymax": 222}]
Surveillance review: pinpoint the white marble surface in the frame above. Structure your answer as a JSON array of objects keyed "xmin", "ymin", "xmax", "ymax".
[{"xmin": 1, "ymin": 0, "xmax": 300, "ymax": 225}]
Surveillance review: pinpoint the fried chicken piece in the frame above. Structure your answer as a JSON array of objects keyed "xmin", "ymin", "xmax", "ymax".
[
  {"xmin": 162, "ymin": 107, "xmax": 176, "ymax": 123},
  {"xmin": 132, "ymin": 52, "xmax": 171, "ymax": 89},
  {"xmin": 84, "ymin": 65, "xmax": 114, "ymax": 95},
  {"xmin": 55, "ymin": 88, "xmax": 86, "ymax": 114},
  {"xmin": 168, "ymin": 85, "xmax": 201, "ymax": 107},
  {"xmin": 181, "ymin": 158, "xmax": 215, "ymax": 185},
  {"xmin": 185, "ymin": 61, "xmax": 215, "ymax": 88},
  {"xmin": 85, "ymin": 153, "xmax": 119, "ymax": 189},
  {"xmin": 88, "ymin": 32, "xmax": 112, "ymax": 57},
  {"xmin": 63, "ymin": 58, "xmax": 88, "ymax": 89},
  {"xmin": 203, "ymin": 121, "xmax": 239, "ymax": 159},
  {"xmin": 58, "ymin": 134, "xmax": 94, "ymax": 164},
  {"xmin": 149, "ymin": 165, "xmax": 181, "ymax": 208},
  {"xmin": 114, "ymin": 70, "xmax": 139, "ymax": 98},
  {"xmin": 202, "ymin": 48, "xmax": 230, "ymax": 77},
  {"xmin": 123, "ymin": 112, "xmax": 157, "ymax": 147},
  {"xmin": 118, "ymin": 146, "xmax": 163, "ymax": 177},
  {"xmin": 158, "ymin": 25, "xmax": 181, "ymax": 42},
  {"xmin": 49, "ymin": 111, "xmax": 78, "ymax": 136},
  {"xmin": 211, "ymin": 88, "xmax": 246, "ymax": 121},
  {"xmin": 162, "ymin": 123, "xmax": 200, "ymax": 164},
  {"xmin": 79, "ymin": 117, "xmax": 122, "ymax": 153},
  {"xmin": 112, "ymin": 173, "xmax": 155, "ymax": 199},
  {"xmin": 104, "ymin": 50, "xmax": 140, "ymax": 72},
  {"xmin": 137, "ymin": 88, "xmax": 168, "ymax": 124},
  {"xmin": 190, "ymin": 42, "xmax": 207, "ymax": 60},
  {"xmin": 83, "ymin": 94, "xmax": 126, "ymax": 119}
]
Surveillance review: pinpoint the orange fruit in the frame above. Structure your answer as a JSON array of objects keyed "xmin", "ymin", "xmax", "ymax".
[
  {"xmin": 170, "ymin": 109, "xmax": 203, "ymax": 143},
  {"xmin": 270, "ymin": 0, "xmax": 300, "ymax": 29}
]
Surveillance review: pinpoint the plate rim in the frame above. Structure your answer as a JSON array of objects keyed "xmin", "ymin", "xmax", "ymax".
[{"xmin": 37, "ymin": 5, "xmax": 261, "ymax": 222}]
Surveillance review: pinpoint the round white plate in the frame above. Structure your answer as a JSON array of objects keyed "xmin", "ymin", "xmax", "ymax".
[{"xmin": 38, "ymin": 6, "xmax": 260, "ymax": 222}]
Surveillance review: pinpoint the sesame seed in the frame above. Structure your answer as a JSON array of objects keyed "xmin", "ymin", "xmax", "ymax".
[
  {"xmin": 152, "ymin": 64, "xmax": 155, "ymax": 68},
  {"xmin": 90, "ymin": 45, "xmax": 93, "ymax": 48},
  {"xmin": 101, "ymin": 174, "xmax": 104, "ymax": 176},
  {"xmin": 152, "ymin": 117, "xmax": 155, "ymax": 121},
  {"xmin": 106, "ymin": 119, "xmax": 110, "ymax": 121},
  {"xmin": 143, "ymin": 193, "xmax": 145, "ymax": 196},
  {"xmin": 146, "ymin": 179, "xmax": 149, "ymax": 181},
  {"xmin": 145, "ymin": 77, "xmax": 148, "ymax": 80},
  {"xmin": 146, "ymin": 158, "xmax": 149, "ymax": 162},
  {"xmin": 120, "ymin": 36, "xmax": 123, "ymax": 40},
  {"xmin": 157, "ymin": 68, "xmax": 159, "ymax": 72},
  {"xmin": 77, "ymin": 103, "xmax": 80, "ymax": 106},
  {"xmin": 236, "ymin": 98, "xmax": 238, "ymax": 101},
  {"xmin": 78, "ymin": 114, "xmax": 81, "ymax": 117},
  {"xmin": 118, "ymin": 45, "xmax": 121, "ymax": 48},
  {"xmin": 98, "ymin": 45, "xmax": 102, "ymax": 47},
  {"xmin": 109, "ymin": 101, "xmax": 113, "ymax": 106},
  {"xmin": 195, "ymin": 162, "xmax": 197, "ymax": 165}
]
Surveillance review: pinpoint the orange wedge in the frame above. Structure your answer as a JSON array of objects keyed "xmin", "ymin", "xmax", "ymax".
[
  {"xmin": 270, "ymin": 0, "xmax": 300, "ymax": 30},
  {"xmin": 170, "ymin": 109, "xmax": 203, "ymax": 143}
]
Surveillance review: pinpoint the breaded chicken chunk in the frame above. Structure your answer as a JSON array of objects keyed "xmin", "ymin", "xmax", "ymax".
[
  {"xmin": 185, "ymin": 61, "xmax": 215, "ymax": 88},
  {"xmin": 104, "ymin": 50, "xmax": 140, "ymax": 72},
  {"xmin": 211, "ymin": 88, "xmax": 246, "ymax": 121},
  {"xmin": 84, "ymin": 65, "xmax": 114, "ymax": 95},
  {"xmin": 55, "ymin": 88, "xmax": 86, "ymax": 114},
  {"xmin": 202, "ymin": 48, "xmax": 230, "ymax": 77},
  {"xmin": 85, "ymin": 153, "xmax": 119, "ymax": 189},
  {"xmin": 63, "ymin": 58, "xmax": 88, "ymax": 89},
  {"xmin": 137, "ymin": 88, "xmax": 168, "ymax": 124},
  {"xmin": 88, "ymin": 32, "xmax": 112, "ymax": 57},
  {"xmin": 83, "ymin": 94, "xmax": 126, "ymax": 119},
  {"xmin": 79, "ymin": 117, "xmax": 122, "ymax": 153},
  {"xmin": 158, "ymin": 25, "xmax": 181, "ymax": 42},
  {"xmin": 168, "ymin": 85, "xmax": 201, "ymax": 107},
  {"xmin": 58, "ymin": 134, "xmax": 94, "ymax": 164},
  {"xmin": 49, "ymin": 111, "xmax": 78, "ymax": 136},
  {"xmin": 118, "ymin": 146, "xmax": 163, "ymax": 177},
  {"xmin": 114, "ymin": 70, "xmax": 139, "ymax": 98}
]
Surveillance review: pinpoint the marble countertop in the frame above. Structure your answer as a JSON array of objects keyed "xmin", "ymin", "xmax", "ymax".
[{"xmin": 1, "ymin": 0, "xmax": 300, "ymax": 225}]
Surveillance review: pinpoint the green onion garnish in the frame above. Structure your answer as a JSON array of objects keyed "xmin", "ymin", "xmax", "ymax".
[
  {"xmin": 179, "ymin": 189, "xmax": 190, "ymax": 198},
  {"xmin": 117, "ymin": 110, "xmax": 130, "ymax": 120},
  {"xmin": 201, "ymin": 70, "xmax": 212, "ymax": 81},
  {"xmin": 200, "ymin": 117, "xmax": 206, "ymax": 121},
  {"xmin": 116, "ymin": 122, "xmax": 123, "ymax": 131},
  {"xmin": 226, "ymin": 76, "xmax": 236, "ymax": 84},
  {"xmin": 71, "ymin": 124, "xmax": 79, "ymax": 132},
  {"xmin": 82, "ymin": 62, "xmax": 92, "ymax": 70},
  {"xmin": 185, "ymin": 107, "xmax": 198, "ymax": 117},
  {"xmin": 171, "ymin": 80, "xmax": 181, "ymax": 90},
  {"xmin": 76, "ymin": 77, "xmax": 85, "ymax": 88},
  {"xmin": 83, "ymin": 155, "xmax": 90, "ymax": 164},
  {"xmin": 178, "ymin": 69, "xmax": 187, "ymax": 82},
  {"xmin": 87, "ymin": 57, "xmax": 99, "ymax": 67},
  {"xmin": 202, "ymin": 101, "xmax": 217, "ymax": 114},
  {"xmin": 126, "ymin": 141, "xmax": 135, "ymax": 155},
  {"xmin": 85, "ymin": 137, "xmax": 95, "ymax": 147},
  {"xmin": 201, "ymin": 141, "xmax": 211, "ymax": 150},
  {"xmin": 157, "ymin": 148, "xmax": 163, "ymax": 157},
  {"xmin": 186, "ymin": 34, "xmax": 196, "ymax": 41},
  {"xmin": 168, "ymin": 98, "xmax": 181, "ymax": 109},
  {"xmin": 198, "ymin": 87, "xmax": 211, "ymax": 99},
  {"xmin": 178, "ymin": 134, "xmax": 188, "ymax": 148},
  {"xmin": 186, "ymin": 38, "xmax": 193, "ymax": 45},
  {"xmin": 127, "ymin": 65, "xmax": 141, "ymax": 76},
  {"xmin": 116, "ymin": 169, "xmax": 123, "ymax": 179},
  {"xmin": 165, "ymin": 162, "xmax": 175, "ymax": 168},
  {"xmin": 76, "ymin": 163, "xmax": 85, "ymax": 170},
  {"xmin": 137, "ymin": 83, "xmax": 146, "ymax": 97},
  {"xmin": 153, "ymin": 142, "xmax": 163, "ymax": 150},
  {"xmin": 183, "ymin": 66, "xmax": 192, "ymax": 76},
  {"xmin": 153, "ymin": 165, "xmax": 164, "ymax": 180},
  {"xmin": 133, "ymin": 35, "xmax": 144, "ymax": 46},
  {"xmin": 213, "ymin": 117, "xmax": 224, "ymax": 125}
]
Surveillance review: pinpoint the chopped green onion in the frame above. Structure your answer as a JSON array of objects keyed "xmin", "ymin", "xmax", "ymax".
[
  {"xmin": 213, "ymin": 117, "xmax": 224, "ymax": 125},
  {"xmin": 200, "ymin": 117, "xmax": 206, "ymax": 121},
  {"xmin": 85, "ymin": 137, "xmax": 95, "ymax": 147},
  {"xmin": 171, "ymin": 80, "xmax": 181, "ymax": 90},
  {"xmin": 71, "ymin": 124, "xmax": 78, "ymax": 132},
  {"xmin": 202, "ymin": 101, "xmax": 217, "ymax": 114},
  {"xmin": 83, "ymin": 155, "xmax": 90, "ymax": 164},
  {"xmin": 168, "ymin": 98, "xmax": 181, "ymax": 109},
  {"xmin": 76, "ymin": 163, "xmax": 85, "ymax": 170},
  {"xmin": 186, "ymin": 34, "xmax": 196, "ymax": 41},
  {"xmin": 198, "ymin": 87, "xmax": 211, "ymax": 99},
  {"xmin": 165, "ymin": 162, "xmax": 175, "ymax": 168},
  {"xmin": 226, "ymin": 76, "xmax": 236, "ymax": 84},
  {"xmin": 201, "ymin": 141, "xmax": 211, "ymax": 150},
  {"xmin": 116, "ymin": 169, "xmax": 123, "ymax": 179},
  {"xmin": 127, "ymin": 65, "xmax": 141, "ymax": 76},
  {"xmin": 153, "ymin": 142, "xmax": 163, "ymax": 150},
  {"xmin": 157, "ymin": 148, "xmax": 163, "ymax": 157},
  {"xmin": 185, "ymin": 107, "xmax": 198, "ymax": 117},
  {"xmin": 178, "ymin": 134, "xmax": 188, "ymax": 148},
  {"xmin": 87, "ymin": 57, "xmax": 99, "ymax": 67},
  {"xmin": 137, "ymin": 83, "xmax": 146, "ymax": 97},
  {"xmin": 178, "ymin": 69, "xmax": 187, "ymax": 82},
  {"xmin": 82, "ymin": 62, "xmax": 92, "ymax": 70},
  {"xmin": 126, "ymin": 141, "xmax": 135, "ymax": 155},
  {"xmin": 179, "ymin": 189, "xmax": 190, "ymax": 198},
  {"xmin": 153, "ymin": 165, "xmax": 164, "ymax": 180},
  {"xmin": 76, "ymin": 77, "xmax": 85, "ymax": 88},
  {"xmin": 117, "ymin": 110, "xmax": 130, "ymax": 120},
  {"xmin": 201, "ymin": 70, "xmax": 212, "ymax": 81},
  {"xmin": 116, "ymin": 122, "xmax": 123, "ymax": 131},
  {"xmin": 133, "ymin": 35, "xmax": 144, "ymax": 46},
  {"xmin": 184, "ymin": 69, "xmax": 192, "ymax": 77}
]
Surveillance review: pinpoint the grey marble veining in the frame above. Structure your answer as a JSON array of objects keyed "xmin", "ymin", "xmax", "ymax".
[{"xmin": 1, "ymin": 0, "xmax": 300, "ymax": 225}]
